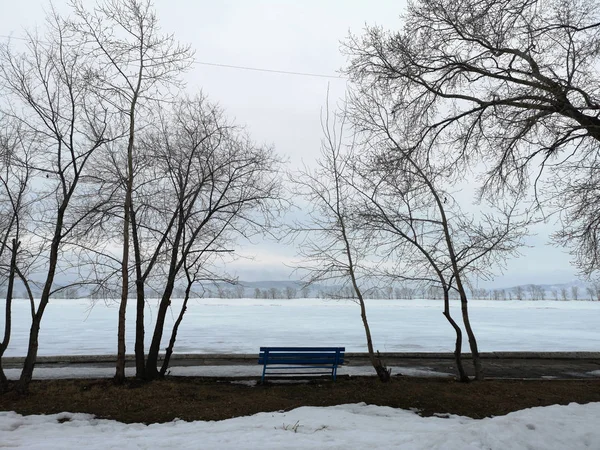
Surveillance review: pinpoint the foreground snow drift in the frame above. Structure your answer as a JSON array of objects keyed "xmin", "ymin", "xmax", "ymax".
[{"xmin": 1, "ymin": 402, "xmax": 598, "ymax": 449}]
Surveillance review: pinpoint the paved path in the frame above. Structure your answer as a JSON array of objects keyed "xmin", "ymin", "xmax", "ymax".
[{"xmin": 4, "ymin": 352, "xmax": 600, "ymax": 380}]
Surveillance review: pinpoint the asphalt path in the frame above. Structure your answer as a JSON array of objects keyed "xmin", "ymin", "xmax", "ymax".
[{"xmin": 4, "ymin": 352, "xmax": 600, "ymax": 380}]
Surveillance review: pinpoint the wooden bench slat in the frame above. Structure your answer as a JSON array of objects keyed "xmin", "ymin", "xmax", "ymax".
[
  {"xmin": 265, "ymin": 370, "xmax": 337, "ymax": 374},
  {"xmin": 265, "ymin": 366, "xmax": 336, "ymax": 370},
  {"xmin": 259, "ymin": 362, "xmax": 341, "ymax": 367},
  {"xmin": 258, "ymin": 356, "xmax": 345, "ymax": 359},
  {"xmin": 259, "ymin": 352, "xmax": 342, "ymax": 356},
  {"xmin": 259, "ymin": 347, "xmax": 344, "ymax": 352},
  {"xmin": 259, "ymin": 361, "xmax": 345, "ymax": 366},
  {"xmin": 258, "ymin": 352, "xmax": 343, "ymax": 359}
]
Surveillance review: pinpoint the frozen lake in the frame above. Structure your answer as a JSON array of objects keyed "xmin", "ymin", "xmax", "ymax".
[{"xmin": 2, "ymin": 298, "xmax": 599, "ymax": 357}]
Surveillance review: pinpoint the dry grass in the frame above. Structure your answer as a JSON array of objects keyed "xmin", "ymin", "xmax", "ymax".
[{"xmin": 1, "ymin": 376, "xmax": 599, "ymax": 424}]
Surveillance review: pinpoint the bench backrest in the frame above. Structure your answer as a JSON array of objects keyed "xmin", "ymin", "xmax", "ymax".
[{"xmin": 259, "ymin": 347, "xmax": 345, "ymax": 365}]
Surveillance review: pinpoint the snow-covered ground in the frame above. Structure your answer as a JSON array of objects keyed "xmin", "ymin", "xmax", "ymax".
[
  {"xmin": 2, "ymin": 298, "xmax": 599, "ymax": 357},
  {"xmin": 1, "ymin": 402, "xmax": 599, "ymax": 449},
  {"xmin": 2, "ymin": 298, "xmax": 600, "ymax": 449}
]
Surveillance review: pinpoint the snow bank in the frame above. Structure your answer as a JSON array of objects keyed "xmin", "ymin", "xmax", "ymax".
[{"xmin": 1, "ymin": 402, "xmax": 598, "ymax": 449}]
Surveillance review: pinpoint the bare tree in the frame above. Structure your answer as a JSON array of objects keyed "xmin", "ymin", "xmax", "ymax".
[
  {"xmin": 74, "ymin": 92, "xmax": 282, "ymax": 380},
  {"xmin": 0, "ymin": 12, "xmax": 111, "ymax": 392},
  {"xmin": 0, "ymin": 120, "xmax": 34, "ymax": 392},
  {"xmin": 538, "ymin": 286, "xmax": 546, "ymax": 301},
  {"xmin": 586, "ymin": 286, "xmax": 594, "ymax": 301},
  {"xmin": 514, "ymin": 286, "xmax": 525, "ymax": 301},
  {"xmin": 136, "ymin": 96, "xmax": 283, "ymax": 379},
  {"xmin": 232, "ymin": 285, "xmax": 244, "ymax": 299},
  {"xmin": 344, "ymin": 0, "xmax": 600, "ymax": 276},
  {"xmin": 527, "ymin": 284, "xmax": 538, "ymax": 301},
  {"xmin": 70, "ymin": 0, "xmax": 194, "ymax": 382},
  {"xmin": 560, "ymin": 287, "xmax": 569, "ymax": 301},
  {"xmin": 284, "ymin": 286, "xmax": 297, "ymax": 300},
  {"xmin": 342, "ymin": 86, "xmax": 528, "ymax": 381},
  {"xmin": 291, "ymin": 103, "xmax": 391, "ymax": 382},
  {"xmin": 571, "ymin": 285, "xmax": 579, "ymax": 301}
]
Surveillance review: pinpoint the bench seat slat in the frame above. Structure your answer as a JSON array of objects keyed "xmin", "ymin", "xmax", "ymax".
[
  {"xmin": 259, "ymin": 359, "xmax": 344, "ymax": 365},
  {"xmin": 259, "ymin": 355, "xmax": 344, "ymax": 360},
  {"xmin": 260, "ymin": 362, "xmax": 343, "ymax": 366},
  {"xmin": 264, "ymin": 371, "xmax": 334, "ymax": 375},
  {"xmin": 265, "ymin": 366, "xmax": 336, "ymax": 371},
  {"xmin": 259, "ymin": 352, "xmax": 343, "ymax": 358}
]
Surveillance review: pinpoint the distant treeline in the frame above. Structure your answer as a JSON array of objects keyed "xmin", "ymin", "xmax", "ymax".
[
  {"xmin": 11, "ymin": 282, "xmax": 597, "ymax": 301},
  {"xmin": 204, "ymin": 284, "xmax": 600, "ymax": 301}
]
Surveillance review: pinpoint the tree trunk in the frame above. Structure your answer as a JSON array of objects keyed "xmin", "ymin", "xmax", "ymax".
[
  {"xmin": 17, "ymin": 301, "xmax": 50, "ymax": 393},
  {"xmin": 0, "ymin": 357, "xmax": 6, "ymax": 393},
  {"xmin": 130, "ymin": 207, "xmax": 145, "ymax": 379},
  {"xmin": 115, "ymin": 72, "xmax": 140, "ymax": 384},
  {"xmin": 358, "ymin": 296, "xmax": 391, "ymax": 382},
  {"xmin": 0, "ymin": 239, "xmax": 19, "ymax": 393},
  {"xmin": 134, "ymin": 279, "xmax": 145, "ymax": 379},
  {"xmin": 160, "ymin": 280, "xmax": 193, "ymax": 377},
  {"xmin": 458, "ymin": 288, "xmax": 483, "ymax": 380},
  {"xmin": 17, "ymin": 214, "xmax": 64, "ymax": 394},
  {"xmin": 115, "ymin": 196, "xmax": 131, "ymax": 384},
  {"xmin": 342, "ymin": 223, "xmax": 390, "ymax": 381},
  {"xmin": 442, "ymin": 289, "xmax": 469, "ymax": 382},
  {"xmin": 145, "ymin": 209, "xmax": 184, "ymax": 380},
  {"xmin": 406, "ymin": 151, "xmax": 484, "ymax": 381},
  {"xmin": 145, "ymin": 278, "xmax": 176, "ymax": 380}
]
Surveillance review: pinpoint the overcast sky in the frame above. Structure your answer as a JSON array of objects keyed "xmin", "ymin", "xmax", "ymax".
[{"xmin": 0, "ymin": 0, "xmax": 580, "ymax": 288}]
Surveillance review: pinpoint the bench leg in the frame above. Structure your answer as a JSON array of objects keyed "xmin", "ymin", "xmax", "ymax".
[
  {"xmin": 332, "ymin": 365, "xmax": 337, "ymax": 381},
  {"xmin": 261, "ymin": 363, "xmax": 267, "ymax": 383}
]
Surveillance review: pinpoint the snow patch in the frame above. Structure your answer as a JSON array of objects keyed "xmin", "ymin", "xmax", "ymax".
[{"xmin": 1, "ymin": 402, "xmax": 599, "ymax": 449}]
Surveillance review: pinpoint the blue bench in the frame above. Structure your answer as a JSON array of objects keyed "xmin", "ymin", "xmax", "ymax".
[{"xmin": 258, "ymin": 347, "xmax": 345, "ymax": 383}]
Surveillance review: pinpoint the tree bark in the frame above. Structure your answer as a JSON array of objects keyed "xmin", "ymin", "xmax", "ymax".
[
  {"xmin": 338, "ymin": 177, "xmax": 390, "ymax": 381},
  {"xmin": 442, "ymin": 289, "xmax": 469, "ymax": 382},
  {"xmin": 145, "ymin": 208, "xmax": 185, "ymax": 380},
  {"xmin": 458, "ymin": 288, "xmax": 483, "ymax": 380},
  {"xmin": 114, "ymin": 195, "xmax": 131, "ymax": 384},
  {"xmin": 145, "ymin": 240, "xmax": 182, "ymax": 379},
  {"xmin": 416, "ymin": 161, "xmax": 484, "ymax": 381},
  {"xmin": 134, "ymin": 278, "xmax": 145, "ymax": 379},
  {"xmin": 160, "ymin": 280, "xmax": 193, "ymax": 377},
  {"xmin": 130, "ymin": 207, "xmax": 145, "ymax": 379},
  {"xmin": 17, "ymin": 211, "xmax": 64, "ymax": 394},
  {"xmin": 0, "ymin": 239, "xmax": 19, "ymax": 393},
  {"xmin": 145, "ymin": 280, "xmax": 176, "ymax": 380},
  {"xmin": 115, "ymin": 53, "xmax": 143, "ymax": 383},
  {"xmin": 358, "ymin": 296, "xmax": 391, "ymax": 382}
]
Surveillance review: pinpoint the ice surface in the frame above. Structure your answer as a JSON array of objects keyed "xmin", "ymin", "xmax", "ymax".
[
  {"xmin": 1, "ymin": 298, "xmax": 599, "ymax": 357},
  {"xmin": 1, "ymin": 402, "xmax": 599, "ymax": 449}
]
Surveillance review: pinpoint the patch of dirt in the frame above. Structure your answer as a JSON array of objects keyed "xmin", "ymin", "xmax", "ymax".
[{"xmin": 1, "ymin": 376, "xmax": 599, "ymax": 424}]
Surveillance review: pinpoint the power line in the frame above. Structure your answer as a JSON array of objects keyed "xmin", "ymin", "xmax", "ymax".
[
  {"xmin": 193, "ymin": 60, "xmax": 345, "ymax": 80},
  {"xmin": 0, "ymin": 33, "xmax": 346, "ymax": 80}
]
